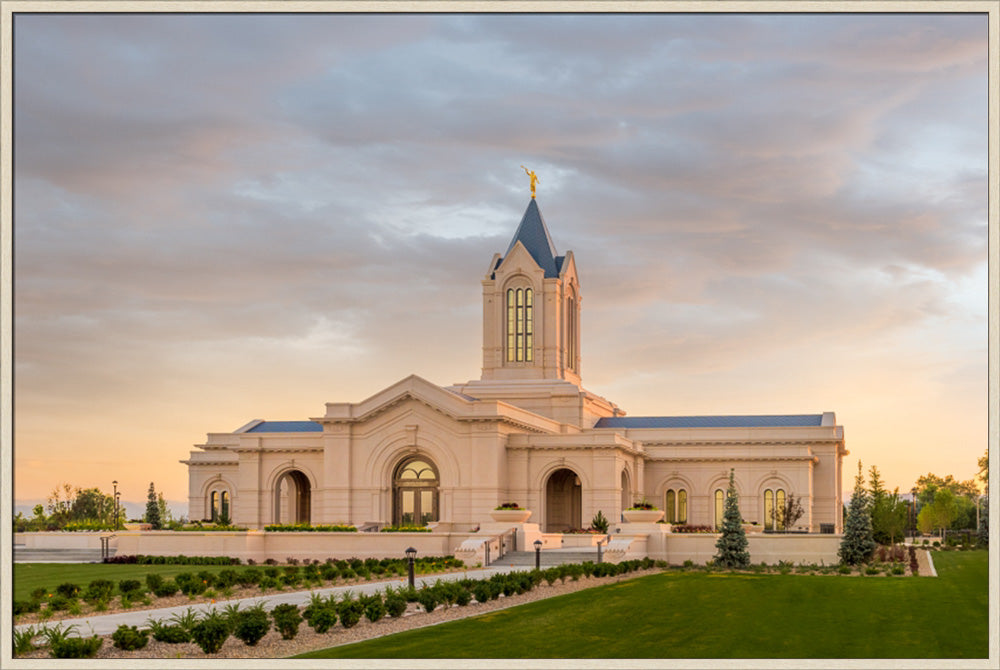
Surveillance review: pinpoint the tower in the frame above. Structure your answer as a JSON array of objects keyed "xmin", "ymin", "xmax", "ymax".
[
  {"xmin": 448, "ymin": 198, "xmax": 620, "ymax": 427},
  {"xmin": 480, "ymin": 199, "xmax": 581, "ymax": 383}
]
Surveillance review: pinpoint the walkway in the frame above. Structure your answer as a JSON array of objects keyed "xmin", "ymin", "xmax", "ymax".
[{"xmin": 13, "ymin": 565, "xmax": 527, "ymax": 636}]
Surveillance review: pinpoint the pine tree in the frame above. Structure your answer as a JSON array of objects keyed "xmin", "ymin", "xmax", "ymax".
[
  {"xmin": 145, "ymin": 482, "xmax": 162, "ymax": 530},
  {"xmin": 977, "ymin": 497, "xmax": 988, "ymax": 548},
  {"xmin": 714, "ymin": 469, "xmax": 750, "ymax": 568},
  {"xmin": 839, "ymin": 462, "xmax": 876, "ymax": 565}
]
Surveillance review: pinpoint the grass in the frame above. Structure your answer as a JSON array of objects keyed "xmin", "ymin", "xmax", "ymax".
[
  {"xmin": 295, "ymin": 551, "xmax": 988, "ymax": 659},
  {"xmin": 13, "ymin": 563, "xmax": 237, "ymax": 602}
]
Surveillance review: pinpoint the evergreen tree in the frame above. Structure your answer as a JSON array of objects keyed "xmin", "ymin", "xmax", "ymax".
[
  {"xmin": 156, "ymin": 493, "xmax": 172, "ymax": 527},
  {"xmin": 839, "ymin": 462, "xmax": 876, "ymax": 565},
  {"xmin": 714, "ymin": 469, "xmax": 750, "ymax": 568},
  {"xmin": 144, "ymin": 482, "xmax": 162, "ymax": 530}
]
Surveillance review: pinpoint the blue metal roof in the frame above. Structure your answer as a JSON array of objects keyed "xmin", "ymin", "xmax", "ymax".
[
  {"xmin": 594, "ymin": 414, "xmax": 824, "ymax": 429},
  {"xmin": 245, "ymin": 421, "xmax": 323, "ymax": 433},
  {"xmin": 502, "ymin": 199, "xmax": 560, "ymax": 278}
]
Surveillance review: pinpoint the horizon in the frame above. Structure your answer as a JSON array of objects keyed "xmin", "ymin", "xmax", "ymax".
[{"xmin": 9, "ymin": 12, "xmax": 990, "ymax": 505}]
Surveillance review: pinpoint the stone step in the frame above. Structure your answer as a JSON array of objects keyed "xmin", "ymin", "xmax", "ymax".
[{"xmin": 491, "ymin": 550, "xmax": 602, "ymax": 568}]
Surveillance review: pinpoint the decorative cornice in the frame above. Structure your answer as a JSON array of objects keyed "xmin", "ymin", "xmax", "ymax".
[
  {"xmin": 644, "ymin": 455, "xmax": 820, "ymax": 464},
  {"xmin": 641, "ymin": 439, "xmax": 840, "ymax": 448},
  {"xmin": 230, "ymin": 446, "xmax": 324, "ymax": 454},
  {"xmin": 179, "ymin": 460, "xmax": 239, "ymax": 467},
  {"xmin": 507, "ymin": 443, "xmax": 644, "ymax": 457}
]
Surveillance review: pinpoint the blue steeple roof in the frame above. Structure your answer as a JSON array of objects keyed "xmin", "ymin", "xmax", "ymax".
[{"xmin": 502, "ymin": 199, "xmax": 561, "ymax": 278}]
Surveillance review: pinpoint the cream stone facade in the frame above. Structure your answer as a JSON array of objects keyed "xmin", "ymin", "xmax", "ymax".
[{"xmin": 183, "ymin": 199, "xmax": 847, "ymax": 536}]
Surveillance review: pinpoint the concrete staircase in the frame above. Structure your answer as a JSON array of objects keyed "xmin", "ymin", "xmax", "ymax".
[
  {"xmin": 491, "ymin": 548, "xmax": 602, "ymax": 568},
  {"xmin": 13, "ymin": 546, "xmax": 114, "ymax": 563}
]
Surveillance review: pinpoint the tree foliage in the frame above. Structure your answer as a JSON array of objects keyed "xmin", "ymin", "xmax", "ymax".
[
  {"xmin": 772, "ymin": 492, "xmax": 804, "ymax": 531},
  {"xmin": 145, "ymin": 483, "xmax": 162, "ymax": 530},
  {"xmin": 714, "ymin": 469, "xmax": 750, "ymax": 568},
  {"xmin": 839, "ymin": 461, "xmax": 876, "ymax": 565}
]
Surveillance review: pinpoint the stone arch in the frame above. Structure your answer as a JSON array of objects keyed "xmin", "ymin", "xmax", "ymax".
[
  {"xmin": 199, "ymin": 475, "xmax": 236, "ymax": 523},
  {"xmin": 543, "ymin": 467, "xmax": 584, "ymax": 533},
  {"xmin": 708, "ymin": 471, "xmax": 745, "ymax": 530},
  {"xmin": 755, "ymin": 472, "xmax": 795, "ymax": 531},
  {"xmin": 267, "ymin": 464, "xmax": 318, "ymax": 526},
  {"xmin": 391, "ymin": 455, "xmax": 440, "ymax": 526},
  {"xmin": 619, "ymin": 466, "xmax": 632, "ymax": 516},
  {"xmin": 656, "ymin": 473, "xmax": 694, "ymax": 525},
  {"xmin": 364, "ymin": 429, "xmax": 461, "ymax": 524}
]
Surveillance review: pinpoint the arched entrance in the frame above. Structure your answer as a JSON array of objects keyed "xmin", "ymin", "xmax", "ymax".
[
  {"xmin": 545, "ymin": 468, "xmax": 582, "ymax": 532},
  {"xmin": 274, "ymin": 470, "xmax": 311, "ymax": 525},
  {"xmin": 620, "ymin": 470, "xmax": 631, "ymax": 517},
  {"xmin": 393, "ymin": 457, "xmax": 439, "ymax": 526}
]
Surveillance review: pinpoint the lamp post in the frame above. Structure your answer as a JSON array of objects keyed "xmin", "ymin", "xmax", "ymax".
[
  {"xmin": 405, "ymin": 547, "xmax": 417, "ymax": 589},
  {"xmin": 533, "ymin": 539, "xmax": 542, "ymax": 570},
  {"xmin": 112, "ymin": 481, "xmax": 119, "ymax": 531}
]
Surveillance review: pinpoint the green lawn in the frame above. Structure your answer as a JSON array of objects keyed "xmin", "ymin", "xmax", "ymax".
[
  {"xmin": 13, "ymin": 563, "xmax": 238, "ymax": 601},
  {"xmin": 296, "ymin": 551, "xmax": 988, "ymax": 659}
]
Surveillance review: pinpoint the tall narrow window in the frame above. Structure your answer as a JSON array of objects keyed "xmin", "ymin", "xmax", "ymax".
[
  {"xmin": 566, "ymin": 294, "xmax": 576, "ymax": 372},
  {"xmin": 666, "ymin": 489, "xmax": 676, "ymax": 523},
  {"xmin": 506, "ymin": 289, "xmax": 515, "ymax": 362},
  {"xmin": 210, "ymin": 491, "xmax": 219, "ymax": 522},
  {"xmin": 714, "ymin": 489, "xmax": 725, "ymax": 529},
  {"xmin": 220, "ymin": 491, "xmax": 230, "ymax": 521},
  {"xmin": 764, "ymin": 489, "xmax": 774, "ymax": 531},
  {"xmin": 678, "ymin": 489, "xmax": 688, "ymax": 524},
  {"xmin": 775, "ymin": 489, "xmax": 786, "ymax": 530},
  {"xmin": 506, "ymin": 286, "xmax": 533, "ymax": 362}
]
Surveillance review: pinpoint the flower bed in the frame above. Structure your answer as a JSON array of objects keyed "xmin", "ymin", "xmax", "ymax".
[
  {"xmin": 263, "ymin": 524, "xmax": 357, "ymax": 532},
  {"xmin": 671, "ymin": 525, "xmax": 716, "ymax": 534}
]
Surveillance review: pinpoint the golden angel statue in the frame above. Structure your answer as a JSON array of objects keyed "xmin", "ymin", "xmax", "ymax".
[{"xmin": 521, "ymin": 165, "xmax": 539, "ymax": 198}]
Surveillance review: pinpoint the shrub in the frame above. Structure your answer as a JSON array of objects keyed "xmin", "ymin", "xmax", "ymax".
[
  {"xmin": 215, "ymin": 569, "xmax": 238, "ymax": 589},
  {"xmin": 145, "ymin": 573, "xmax": 164, "ymax": 592},
  {"xmin": 417, "ymin": 587, "xmax": 439, "ymax": 612},
  {"xmin": 148, "ymin": 621, "xmax": 190, "ymax": 644},
  {"xmin": 838, "ymin": 564, "xmax": 853, "ymax": 574},
  {"xmin": 50, "ymin": 635, "xmax": 103, "ymax": 659},
  {"xmin": 386, "ymin": 590, "xmax": 408, "ymax": 617},
  {"xmin": 271, "ymin": 603, "xmax": 302, "ymax": 640},
  {"xmin": 338, "ymin": 596, "xmax": 365, "ymax": 629},
  {"xmin": 15, "ymin": 599, "xmax": 41, "ymax": 615},
  {"xmin": 455, "ymin": 586, "xmax": 472, "ymax": 607},
  {"xmin": 472, "ymin": 580, "xmax": 494, "ymax": 603},
  {"xmin": 190, "ymin": 611, "xmax": 230, "ymax": 653},
  {"xmin": 85, "ymin": 579, "xmax": 116, "ymax": 602},
  {"xmin": 238, "ymin": 568, "xmax": 262, "ymax": 586},
  {"xmin": 111, "ymin": 624, "xmax": 149, "ymax": 651},
  {"xmin": 153, "ymin": 579, "xmax": 179, "ymax": 598},
  {"xmin": 865, "ymin": 564, "xmax": 881, "ymax": 575},
  {"xmin": 118, "ymin": 579, "xmax": 143, "ymax": 595},
  {"xmin": 233, "ymin": 606, "xmax": 271, "ymax": 646},
  {"xmin": 305, "ymin": 600, "xmax": 338, "ymax": 634},
  {"xmin": 363, "ymin": 594, "xmax": 387, "ymax": 622},
  {"xmin": 55, "ymin": 582, "xmax": 81, "ymax": 599},
  {"xmin": 46, "ymin": 594, "xmax": 71, "ymax": 611}
]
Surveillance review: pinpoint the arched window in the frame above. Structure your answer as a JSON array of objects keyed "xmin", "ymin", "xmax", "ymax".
[
  {"xmin": 764, "ymin": 488, "xmax": 786, "ymax": 530},
  {"xmin": 220, "ymin": 491, "xmax": 230, "ymax": 521},
  {"xmin": 394, "ymin": 458, "xmax": 439, "ymax": 526},
  {"xmin": 566, "ymin": 293, "xmax": 576, "ymax": 372},
  {"xmin": 210, "ymin": 491, "xmax": 218, "ymax": 522},
  {"xmin": 506, "ymin": 287, "xmax": 533, "ymax": 362},
  {"xmin": 714, "ymin": 489, "xmax": 725, "ymax": 530},
  {"xmin": 665, "ymin": 489, "xmax": 688, "ymax": 524}
]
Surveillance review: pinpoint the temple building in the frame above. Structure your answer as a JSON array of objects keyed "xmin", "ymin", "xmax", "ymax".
[{"xmin": 184, "ymin": 196, "xmax": 847, "ymax": 534}]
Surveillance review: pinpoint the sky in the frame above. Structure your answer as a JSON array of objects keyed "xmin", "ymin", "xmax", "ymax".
[{"xmin": 8, "ymin": 11, "xmax": 991, "ymax": 508}]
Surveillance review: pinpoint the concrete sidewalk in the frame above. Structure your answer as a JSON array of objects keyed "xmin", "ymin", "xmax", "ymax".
[{"xmin": 14, "ymin": 566, "xmax": 523, "ymax": 637}]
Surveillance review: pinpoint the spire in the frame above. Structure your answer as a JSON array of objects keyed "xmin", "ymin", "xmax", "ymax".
[{"xmin": 503, "ymin": 199, "xmax": 561, "ymax": 278}]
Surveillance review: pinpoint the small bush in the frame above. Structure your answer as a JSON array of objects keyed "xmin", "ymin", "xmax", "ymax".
[
  {"xmin": 233, "ymin": 607, "xmax": 271, "ymax": 646},
  {"xmin": 50, "ymin": 635, "xmax": 103, "ymax": 659},
  {"xmin": 417, "ymin": 587, "xmax": 438, "ymax": 613},
  {"xmin": 190, "ymin": 611, "xmax": 230, "ymax": 654},
  {"xmin": 306, "ymin": 602, "xmax": 338, "ymax": 633},
  {"xmin": 55, "ymin": 582, "xmax": 81, "ymax": 599},
  {"xmin": 153, "ymin": 580, "xmax": 179, "ymax": 598},
  {"xmin": 838, "ymin": 564, "xmax": 853, "ymax": 574},
  {"xmin": 14, "ymin": 599, "xmax": 41, "ymax": 615},
  {"xmin": 111, "ymin": 624, "xmax": 149, "ymax": 651},
  {"xmin": 13, "ymin": 626, "xmax": 39, "ymax": 656},
  {"xmin": 118, "ymin": 579, "xmax": 143, "ymax": 595},
  {"xmin": 145, "ymin": 573, "xmax": 164, "ymax": 592},
  {"xmin": 271, "ymin": 603, "xmax": 303, "ymax": 640},
  {"xmin": 149, "ymin": 622, "xmax": 190, "ymax": 644},
  {"xmin": 46, "ymin": 594, "xmax": 71, "ymax": 611},
  {"xmin": 386, "ymin": 591, "xmax": 408, "ymax": 617},
  {"xmin": 363, "ymin": 594, "xmax": 387, "ymax": 622},
  {"xmin": 85, "ymin": 579, "xmax": 116, "ymax": 602},
  {"xmin": 338, "ymin": 596, "xmax": 364, "ymax": 629}
]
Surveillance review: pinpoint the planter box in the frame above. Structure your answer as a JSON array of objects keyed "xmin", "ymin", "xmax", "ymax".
[
  {"xmin": 490, "ymin": 509, "xmax": 532, "ymax": 524},
  {"xmin": 622, "ymin": 509, "xmax": 665, "ymax": 523}
]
